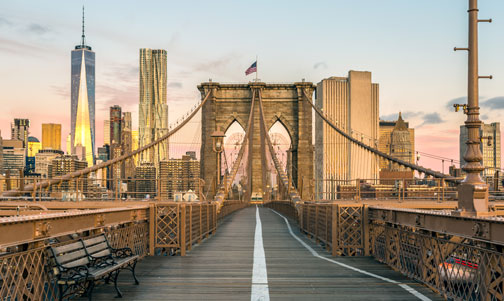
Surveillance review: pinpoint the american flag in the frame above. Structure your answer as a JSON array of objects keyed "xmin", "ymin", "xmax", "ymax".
[{"xmin": 245, "ymin": 61, "xmax": 257, "ymax": 75}]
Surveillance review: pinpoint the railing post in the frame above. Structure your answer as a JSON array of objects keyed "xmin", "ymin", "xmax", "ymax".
[
  {"xmin": 315, "ymin": 205, "xmax": 319, "ymax": 243},
  {"xmin": 19, "ymin": 170, "xmax": 24, "ymax": 192},
  {"xmin": 5, "ymin": 170, "xmax": 11, "ymax": 191},
  {"xmin": 32, "ymin": 179, "xmax": 37, "ymax": 201},
  {"xmin": 149, "ymin": 203, "xmax": 155, "ymax": 256},
  {"xmin": 180, "ymin": 204, "xmax": 186, "ymax": 256},
  {"xmin": 325, "ymin": 205, "xmax": 329, "ymax": 249},
  {"xmin": 206, "ymin": 204, "xmax": 210, "ymax": 237},
  {"xmin": 188, "ymin": 205, "xmax": 193, "ymax": 251},
  {"xmin": 362, "ymin": 204, "xmax": 370, "ymax": 256},
  {"xmin": 437, "ymin": 179, "xmax": 441, "ymax": 202},
  {"xmin": 441, "ymin": 179, "xmax": 445, "ymax": 202},
  {"xmin": 331, "ymin": 203, "xmax": 338, "ymax": 256},
  {"xmin": 199, "ymin": 204, "xmax": 203, "ymax": 243},
  {"xmin": 306, "ymin": 205, "xmax": 311, "ymax": 237},
  {"xmin": 402, "ymin": 179, "xmax": 405, "ymax": 201},
  {"xmin": 299, "ymin": 203, "xmax": 304, "ymax": 232},
  {"xmin": 355, "ymin": 179, "xmax": 360, "ymax": 201},
  {"xmin": 214, "ymin": 203, "xmax": 218, "ymax": 232}
]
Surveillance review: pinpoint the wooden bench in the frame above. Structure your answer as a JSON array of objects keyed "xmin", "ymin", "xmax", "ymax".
[{"xmin": 49, "ymin": 234, "xmax": 139, "ymax": 300}]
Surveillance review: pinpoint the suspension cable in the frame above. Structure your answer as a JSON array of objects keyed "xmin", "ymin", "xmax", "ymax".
[
  {"xmin": 301, "ymin": 89, "xmax": 457, "ymax": 182},
  {"xmin": 3, "ymin": 90, "xmax": 213, "ymax": 196}
]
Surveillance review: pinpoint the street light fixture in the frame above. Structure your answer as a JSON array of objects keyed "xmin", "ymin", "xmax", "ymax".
[{"xmin": 211, "ymin": 128, "xmax": 226, "ymax": 187}]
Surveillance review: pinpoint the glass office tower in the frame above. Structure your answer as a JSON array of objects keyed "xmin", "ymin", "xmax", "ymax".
[{"xmin": 71, "ymin": 7, "xmax": 95, "ymax": 167}]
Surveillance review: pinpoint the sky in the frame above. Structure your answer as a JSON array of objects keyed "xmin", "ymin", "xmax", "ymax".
[{"xmin": 0, "ymin": 0, "xmax": 503, "ymax": 173}]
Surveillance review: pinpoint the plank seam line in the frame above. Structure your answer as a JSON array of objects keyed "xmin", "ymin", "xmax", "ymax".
[
  {"xmin": 269, "ymin": 209, "xmax": 431, "ymax": 301},
  {"xmin": 251, "ymin": 205, "xmax": 270, "ymax": 301}
]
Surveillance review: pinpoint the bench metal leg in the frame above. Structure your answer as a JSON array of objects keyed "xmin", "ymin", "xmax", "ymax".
[
  {"xmin": 58, "ymin": 284, "xmax": 64, "ymax": 301},
  {"xmin": 131, "ymin": 260, "xmax": 139, "ymax": 285},
  {"xmin": 104, "ymin": 274, "xmax": 111, "ymax": 284},
  {"xmin": 87, "ymin": 281, "xmax": 94, "ymax": 301},
  {"xmin": 113, "ymin": 270, "xmax": 123, "ymax": 298}
]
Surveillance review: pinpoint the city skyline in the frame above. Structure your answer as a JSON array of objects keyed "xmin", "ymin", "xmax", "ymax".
[{"xmin": 0, "ymin": 1, "xmax": 503, "ymax": 172}]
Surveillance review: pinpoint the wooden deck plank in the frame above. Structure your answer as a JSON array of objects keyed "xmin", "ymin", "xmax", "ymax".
[{"xmin": 89, "ymin": 206, "xmax": 442, "ymax": 300}]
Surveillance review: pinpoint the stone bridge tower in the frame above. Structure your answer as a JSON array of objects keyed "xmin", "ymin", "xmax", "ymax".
[{"xmin": 199, "ymin": 81, "xmax": 315, "ymax": 201}]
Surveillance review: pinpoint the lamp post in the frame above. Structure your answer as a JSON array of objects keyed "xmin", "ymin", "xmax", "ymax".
[
  {"xmin": 454, "ymin": 0, "xmax": 493, "ymax": 216},
  {"xmin": 211, "ymin": 128, "xmax": 225, "ymax": 187}
]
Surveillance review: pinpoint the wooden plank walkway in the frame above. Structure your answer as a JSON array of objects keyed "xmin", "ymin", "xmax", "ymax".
[{"xmin": 89, "ymin": 206, "xmax": 442, "ymax": 300}]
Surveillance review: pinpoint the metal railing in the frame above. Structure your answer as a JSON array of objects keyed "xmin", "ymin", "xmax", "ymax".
[
  {"xmin": 312, "ymin": 177, "xmax": 504, "ymax": 202},
  {"xmin": 0, "ymin": 199, "xmax": 247, "ymax": 300},
  {"xmin": 265, "ymin": 200, "xmax": 504, "ymax": 300}
]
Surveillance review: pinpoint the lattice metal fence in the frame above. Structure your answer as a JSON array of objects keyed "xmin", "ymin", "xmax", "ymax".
[
  {"xmin": 0, "ymin": 222, "xmax": 148, "ymax": 301},
  {"xmin": 334, "ymin": 205, "xmax": 366, "ymax": 256},
  {"xmin": 371, "ymin": 222, "xmax": 504, "ymax": 301},
  {"xmin": 295, "ymin": 203, "xmax": 367, "ymax": 256},
  {"xmin": 269, "ymin": 200, "xmax": 504, "ymax": 299},
  {"xmin": 155, "ymin": 205, "xmax": 180, "ymax": 249}
]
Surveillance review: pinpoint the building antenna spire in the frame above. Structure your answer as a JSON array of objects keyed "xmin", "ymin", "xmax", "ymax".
[{"xmin": 81, "ymin": 6, "xmax": 86, "ymax": 46}]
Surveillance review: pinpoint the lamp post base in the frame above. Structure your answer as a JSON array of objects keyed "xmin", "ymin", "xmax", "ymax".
[{"xmin": 452, "ymin": 183, "xmax": 492, "ymax": 217}]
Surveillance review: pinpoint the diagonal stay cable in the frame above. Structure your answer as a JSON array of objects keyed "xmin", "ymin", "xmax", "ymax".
[
  {"xmin": 214, "ymin": 88, "xmax": 256, "ymax": 204},
  {"xmin": 257, "ymin": 88, "xmax": 302, "ymax": 203}
]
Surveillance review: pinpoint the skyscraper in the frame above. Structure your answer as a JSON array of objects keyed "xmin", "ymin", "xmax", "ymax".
[
  {"xmin": 315, "ymin": 71, "xmax": 379, "ymax": 198},
  {"xmin": 378, "ymin": 113, "xmax": 415, "ymax": 172},
  {"xmin": 27, "ymin": 136, "xmax": 41, "ymax": 157},
  {"xmin": 132, "ymin": 130, "xmax": 139, "ymax": 151},
  {"xmin": 11, "ymin": 118, "xmax": 30, "ymax": 149},
  {"xmin": 0, "ymin": 131, "xmax": 4, "ymax": 174},
  {"xmin": 159, "ymin": 155, "xmax": 200, "ymax": 200},
  {"xmin": 139, "ymin": 48, "xmax": 169, "ymax": 166},
  {"xmin": 42, "ymin": 123, "xmax": 62, "ymax": 150},
  {"xmin": 103, "ymin": 120, "xmax": 110, "ymax": 145},
  {"xmin": 2, "ymin": 140, "xmax": 25, "ymax": 173},
  {"xmin": 49, "ymin": 155, "xmax": 88, "ymax": 193},
  {"xmin": 460, "ymin": 122, "xmax": 501, "ymax": 178},
  {"xmin": 110, "ymin": 105, "xmax": 122, "ymax": 145},
  {"xmin": 122, "ymin": 112, "xmax": 134, "ymax": 178},
  {"xmin": 71, "ymin": 7, "xmax": 95, "ymax": 167},
  {"xmin": 109, "ymin": 106, "xmax": 123, "ymax": 190}
]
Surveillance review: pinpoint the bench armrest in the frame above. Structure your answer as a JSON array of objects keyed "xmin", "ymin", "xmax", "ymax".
[
  {"xmin": 112, "ymin": 247, "xmax": 134, "ymax": 258},
  {"xmin": 56, "ymin": 264, "xmax": 89, "ymax": 282},
  {"xmin": 88, "ymin": 254, "xmax": 116, "ymax": 268}
]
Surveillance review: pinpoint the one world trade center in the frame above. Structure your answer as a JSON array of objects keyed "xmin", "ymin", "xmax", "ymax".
[{"xmin": 71, "ymin": 7, "xmax": 95, "ymax": 167}]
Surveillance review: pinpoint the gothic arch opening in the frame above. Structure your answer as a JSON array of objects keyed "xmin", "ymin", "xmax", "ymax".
[
  {"xmin": 268, "ymin": 120, "xmax": 292, "ymax": 190},
  {"xmin": 222, "ymin": 120, "xmax": 246, "ymax": 186}
]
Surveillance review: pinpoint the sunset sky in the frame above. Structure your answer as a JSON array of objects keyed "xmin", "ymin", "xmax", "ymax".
[{"xmin": 1, "ymin": 0, "xmax": 503, "ymax": 173}]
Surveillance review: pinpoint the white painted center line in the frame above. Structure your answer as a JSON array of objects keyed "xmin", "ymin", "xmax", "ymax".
[
  {"xmin": 251, "ymin": 206, "xmax": 270, "ymax": 301},
  {"xmin": 270, "ymin": 209, "xmax": 431, "ymax": 301}
]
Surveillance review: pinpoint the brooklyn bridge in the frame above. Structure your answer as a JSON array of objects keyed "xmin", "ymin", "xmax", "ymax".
[{"xmin": 1, "ymin": 1, "xmax": 504, "ymax": 300}]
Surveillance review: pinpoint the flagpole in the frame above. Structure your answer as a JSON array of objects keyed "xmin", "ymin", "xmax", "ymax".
[{"xmin": 255, "ymin": 55, "xmax": 258, "ymax": 82}]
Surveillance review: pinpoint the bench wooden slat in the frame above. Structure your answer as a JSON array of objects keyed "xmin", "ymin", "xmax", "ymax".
[
  {"xmin": 82, "ymin": 235, "xmax": 107, "ymax": 247},
  {"xmin": 58, "ymin": 249, "xmax": 87, "ymax": 265},
  {"xmin": 86, "ymin": 242, "xmax": 109, "ymax": 255},
  {"xmin": 92, "ymin": 249, "xmax": 112, "ymax": 259},
  {"xmin": 52, "ymin": 241, "xmax": 83, "ymax": 255},
  {"xmin": 62, "ymin": 257, "xmax": 89, "ymax": 269}
]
